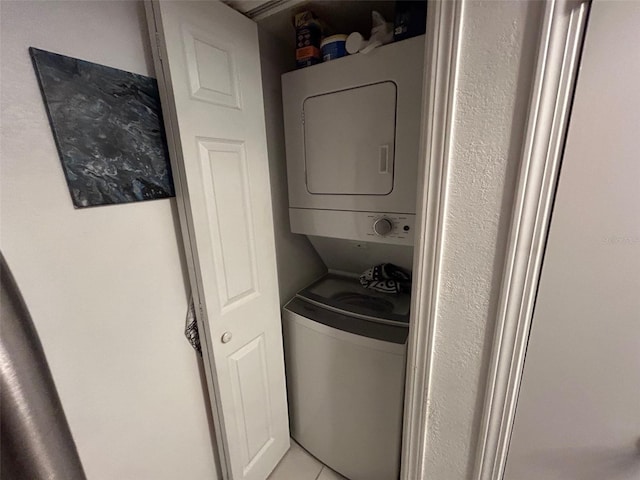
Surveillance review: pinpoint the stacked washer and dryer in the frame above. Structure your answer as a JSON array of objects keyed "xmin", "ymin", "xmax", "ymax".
[{"xmin": 281, "ymin": 35, "xmax": 425, "ymax": 480}]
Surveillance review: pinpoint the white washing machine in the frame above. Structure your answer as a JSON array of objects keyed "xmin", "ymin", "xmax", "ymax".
[{"xmin": 282, "ymin": 274, "xmax": 409, "ymax": 480}]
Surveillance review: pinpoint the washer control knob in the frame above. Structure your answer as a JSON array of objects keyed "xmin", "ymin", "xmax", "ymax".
[{"xmin": 373, "ymin": 218, "xmax": 393, "ymax": 236}]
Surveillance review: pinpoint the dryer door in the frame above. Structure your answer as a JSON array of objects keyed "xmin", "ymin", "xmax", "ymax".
[
  {"xmin": 303, "ymin": 81, "xmax": 397, "ymax": 195},
  {"xmin": 282, "ymin": 35, "xmax": 425, "ymax": 214}
]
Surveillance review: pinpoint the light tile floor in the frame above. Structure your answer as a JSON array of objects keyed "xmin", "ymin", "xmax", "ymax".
[{"xmin": 269, "ymin": 439, "xmax": 347, "ymax": 480}]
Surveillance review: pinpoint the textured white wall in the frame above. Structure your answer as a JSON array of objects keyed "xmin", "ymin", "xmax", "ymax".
[
  {"xmin": 423, "ymin": 1, "xmax": 543, "ymax": 478},
  {"xmin": 505, "ymin": 2, "xmax": 640, "ymax": 478},
  {"xmin": 0, "ymin": 2, "xmax": 219, "ymax": 479},
  {"xmin": 258, "ymin": 27, "xmax": 327, "ymax": 305}
]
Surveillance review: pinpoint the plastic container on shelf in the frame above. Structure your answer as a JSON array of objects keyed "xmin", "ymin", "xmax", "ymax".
[
  {"xmin": 294, "ymin": 11, "xmax": 323, "ymax": 68},
  {"xmin": 320, "ymin": 34, "xmax": 348, "ymax": 62},
  {"xmin": 394, "ymin": 0, "xmax": 427, "ymax": 42}
]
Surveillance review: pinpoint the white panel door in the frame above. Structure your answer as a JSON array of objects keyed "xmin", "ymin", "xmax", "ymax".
[
  {"xmin": 504, "ymin": 2, "xmax": 640, "ymax": 479},
  {"xmin": 146, "ymin": 2, "xmax": 289, "ymax": 479}
]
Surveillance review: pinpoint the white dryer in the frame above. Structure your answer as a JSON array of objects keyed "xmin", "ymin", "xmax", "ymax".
[
  {"xmin": 282, "ymin": 274, "xmax": 409, "ymax": 480},
  {"xmin": 282, "ymin": 36, "xmax": 425, "ymax": 246}
]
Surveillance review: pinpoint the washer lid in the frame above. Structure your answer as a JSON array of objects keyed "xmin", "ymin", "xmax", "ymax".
[
  {"xmin": 297, "ymin": 273, "xmax": 410, "ymax": 324},
  {"xmin": 285, "ymin": 298, "xmax": 408, "ymax": 344}
]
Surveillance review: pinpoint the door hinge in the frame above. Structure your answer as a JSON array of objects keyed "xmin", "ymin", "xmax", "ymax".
[{"xmin": 301, "ymin": 110, "xmax": 305, "ymax": 125}]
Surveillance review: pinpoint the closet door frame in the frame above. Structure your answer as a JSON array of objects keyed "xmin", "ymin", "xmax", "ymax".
[
  {"xmin": 402, "ymin": 1, "xmax": 590, "ymax": 479},
  {"xmin": 401, "ymin": 0, "xmax": 464, "ymax": 477}
]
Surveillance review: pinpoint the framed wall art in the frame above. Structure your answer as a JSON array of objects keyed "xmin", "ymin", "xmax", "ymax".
[{"xmin": 30, "ymin": 47, "xmax": 175, "ymax": 208}]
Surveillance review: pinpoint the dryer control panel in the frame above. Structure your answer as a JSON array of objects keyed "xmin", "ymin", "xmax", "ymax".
[
  {"xmin": 371, "ymin": 215, "xmax": 413, "ymax": 240},
  {"xmin": 290, "ymin": 208, "xmax": 415, "ymax": 246}
]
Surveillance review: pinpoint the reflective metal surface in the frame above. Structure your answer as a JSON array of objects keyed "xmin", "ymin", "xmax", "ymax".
[{"xmin": 0, "ymin": 253, "xmax": 86, "ymax": 479}]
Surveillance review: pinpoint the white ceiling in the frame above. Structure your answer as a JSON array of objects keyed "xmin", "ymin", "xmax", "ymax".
[{"xmin": 223, "ymin": 0, "xmax": 274, "ymax": 15}]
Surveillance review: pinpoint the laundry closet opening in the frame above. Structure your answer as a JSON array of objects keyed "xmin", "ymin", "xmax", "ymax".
[
  {"xmin": 259, "ymin": 3, "xmax": 426, "ymax": 479},
  {"xmin": 148, "ymin": 1, "xmax": 428, "ymax": 478}
]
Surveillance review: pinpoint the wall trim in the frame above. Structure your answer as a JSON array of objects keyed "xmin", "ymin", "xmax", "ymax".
[
  {"xmin": 400, "ymin": 1, "xmax": 464, "ymax": 478},
  {"xmin": 472, "ymin": 1, "xmax": 590, "ymax": 479}
]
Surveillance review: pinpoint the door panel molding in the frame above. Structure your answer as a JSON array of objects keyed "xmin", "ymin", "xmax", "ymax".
[
  {"xmin": 472, "ymin": 1, "xmax": 590, "ymax": 479},
  {"xmin": 182, "ymin": 24, "xmax": 243, "ymax": 109},
  {"xmin": 228, "ymin": 334, "xmax": 274, "ymax": 471},
  {"xmin": 197, "ymin": 138, "xmax": 260, "ymax": 310}
]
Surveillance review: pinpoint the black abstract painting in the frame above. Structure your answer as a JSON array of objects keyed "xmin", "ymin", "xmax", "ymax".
[{"xmin": 30, "ymin": 47, "xmax": 174, "ymax": 208}]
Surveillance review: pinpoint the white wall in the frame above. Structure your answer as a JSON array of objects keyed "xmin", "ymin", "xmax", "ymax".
[
  {"xmin": 0, "ymin": 2, "xmax": 219, "ymax": 479},
  {"xmin": 505, "ymin": 2, "xmax": 640, "ymax": 478},
  {"xmin": 423, "ymin": 1, "xmax": 543, "ymax": 478},
  {"xmin": 258, "ymin": 27, "xmax": 327, "ymax": 305}
]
